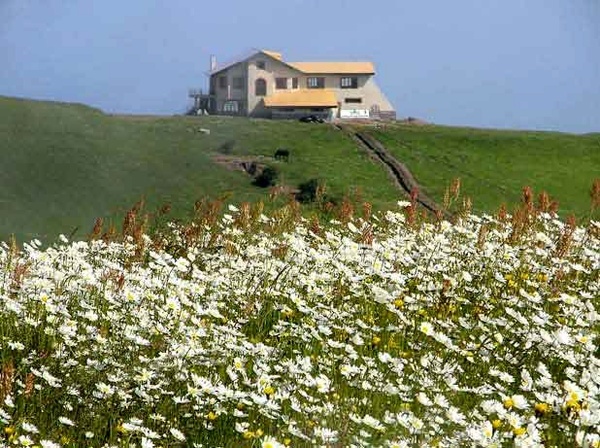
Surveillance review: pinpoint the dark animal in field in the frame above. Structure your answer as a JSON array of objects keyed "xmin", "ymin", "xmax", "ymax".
[{"xmin": 274, "ymin": 148, "xmax": 290, "ymax": 161}]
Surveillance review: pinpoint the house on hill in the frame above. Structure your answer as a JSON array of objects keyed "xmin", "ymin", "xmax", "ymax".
[{"xmin": 192, "ymin": 49, "xmax": 395, "ymax": 120}]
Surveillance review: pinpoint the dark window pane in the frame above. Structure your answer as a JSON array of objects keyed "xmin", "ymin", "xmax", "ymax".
[
  {"xmin": 275, "ymin": 78, "xmax": 287, "ymax": 89},
  {"xmin": 340, "ymin": 77, "xmax": 358, "ymax": 89},
  {"xmin": 255, "ymin": 78, "xmax": 267, "ymax": 96},
  {"xmin": 307, "ymin": 77, "xmax": 325, "ymax": 89}
]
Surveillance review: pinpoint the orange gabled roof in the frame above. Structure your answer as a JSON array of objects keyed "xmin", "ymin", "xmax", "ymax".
[
  {"xmin": 263, "ymin": 89, "xmax": 338, "ymax": 108},
  {"xmin": 288, "ymin": 61, "xmax": 375, "ymax": 75},
  {"xmin": 209, "ymin": 50, "xmax": 376, "ymax": 76}
]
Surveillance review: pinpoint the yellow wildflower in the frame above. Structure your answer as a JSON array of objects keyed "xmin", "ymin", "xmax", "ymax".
[
  {"xmin": 534, "ymin": 402, "xmax": 550, "ymax": 416},
  {"xmin": 512, "ymin": 426, "xmax": 526, "ymax": 436},
  {"xmin": 565, "ymin": 399, "xmax": 581, "ymax": 414},
  {"xmin": 263, "ymin": 385, "xmax": 275, "ymax": 396},
  {"xmin": 503, "ymin": 397, "xmax": 514, "ymax": 409}
]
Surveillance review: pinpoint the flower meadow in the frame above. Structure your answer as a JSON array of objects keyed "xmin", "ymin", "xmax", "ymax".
[{"xmin": 0, "ymin": 196, "xmax": 599, "ymax": 448}]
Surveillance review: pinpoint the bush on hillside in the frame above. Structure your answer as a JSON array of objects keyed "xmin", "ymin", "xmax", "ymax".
[
  {"xmin": 253, "ymin": 166, "xmax": 279, "ymax": 188},
  {"xmin": 296, "ymin": 178, "xmax": 323, "ymax": 203}
]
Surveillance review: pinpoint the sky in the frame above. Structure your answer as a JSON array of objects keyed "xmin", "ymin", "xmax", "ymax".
[{"xmin": 1, "ymin": 0, "xmax": 599, "ymax": 133}]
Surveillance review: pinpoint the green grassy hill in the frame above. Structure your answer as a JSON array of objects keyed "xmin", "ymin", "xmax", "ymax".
[
  {"xmin": 0, "ymin": 96, "xmax": 398, "ymax": 242},
  {"xmin": 366, "ymin": 123, "xmax": 600, "ymax": 219},
  {"xmin": 1, "ymin": 96, "xmax": 598, "ymax": 242}
]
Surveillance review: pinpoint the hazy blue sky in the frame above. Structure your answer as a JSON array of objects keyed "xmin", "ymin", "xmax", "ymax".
[{"xmin": 1, "ymin": 0, "xmax": 599, "ymax": 132}]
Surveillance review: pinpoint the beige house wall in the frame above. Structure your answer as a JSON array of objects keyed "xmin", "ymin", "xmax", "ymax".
[
  {"xmin": 210, "ymin": 52, "xmax": 396, "ymax": 119},
  {"xmin": 333, "ymin": 77, "xmax": 395, "ymax": 116},
  {"xmin": 291, "ymin": 74, "xmax": 395, "ymax": 117},
  {"xmin": 245, "ymin": 54, "xmax": 303, "ymax": 117}
]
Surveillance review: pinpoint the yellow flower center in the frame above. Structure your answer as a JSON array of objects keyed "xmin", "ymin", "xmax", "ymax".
[
  {"xmin": 512, "ymin": 426, "xmax": 526, "ymax": 436},
  {"xmin": 535, "ymin": 402, "xmax": 550, "ymax": 415},
  {"xmin": 503, "ymin": 398, "xmax": 514, "ymax": 409},
  {"xmin": 263, "ymin": 386, "xmax": 275, "ymax": 396}
]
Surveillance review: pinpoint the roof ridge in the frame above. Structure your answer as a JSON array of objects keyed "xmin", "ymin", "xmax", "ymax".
[
  {"xmin": 260, "ymin": 49, "xmax": 283, "ymax": 60},
  {"xmin": 287, "ymin": 60, "xmax": 373, "ymax": 63},
  {"xmin": 287, "ymin": 61, "xmax": 375, "ymax": 74}
]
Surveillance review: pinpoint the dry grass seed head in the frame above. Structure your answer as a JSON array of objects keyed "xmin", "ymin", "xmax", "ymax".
[{"xmin": 0, "ymin": 360, "xmax": 15, "ymax": 402}]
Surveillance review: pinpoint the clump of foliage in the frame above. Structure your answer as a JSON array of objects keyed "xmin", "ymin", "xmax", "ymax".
[
  {"xmin": 296, "ymin": 178, "xmax": 323, "ymax": 203},
  {"xmin": 253, "ymin": 166, "xmax": 279, "ymax": 188}
]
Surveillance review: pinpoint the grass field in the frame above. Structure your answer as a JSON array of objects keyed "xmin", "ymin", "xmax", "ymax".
[
  {"xmin": 0, "ymin": 96, "xmax": 398, "ymax": 242},
  {"xmin": 366, "ymin": 123, "xmax": 600, "ymax": 219},
  {"xmin": 1, "ymin": 95, "xmax": 598, "ymax": 242}
]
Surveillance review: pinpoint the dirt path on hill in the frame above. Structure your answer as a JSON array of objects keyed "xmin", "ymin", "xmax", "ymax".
[{"xmin": 335, "ymin": 124, "xmax": 450, "ymax": 218}]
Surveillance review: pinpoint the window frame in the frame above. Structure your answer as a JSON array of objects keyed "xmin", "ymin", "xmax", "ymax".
[
  {"xmin": 218, "ymin": 76, "xmax": 227, "ymax": 89},
  {"xmin": 292, "ymin": 77, "xmax": 299, "ymax": 89},
  {"xmin": 344, "ymin": 97, "xmax": 363, "ymax": 104},
  {"xmin": 255, "ymin": 78, "xmax": 267, "ymax": 96},
  {"xmin": 307, "ymin": 77, "xmax": 325, "ymax": 89},
  {"xmin": 340, "ymin": 76, "xmax": 358, "ymax": 89},
  {"xmin": 223, "ymin": 101, "xmax": 239, "ymax": 113},
  {"xmin": 275, "ymin": 77, "xmax": 288, "ymax": 89}
]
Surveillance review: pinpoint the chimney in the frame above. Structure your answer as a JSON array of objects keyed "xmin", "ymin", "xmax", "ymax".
[{"xmin": 210, "ymin": 55, "xmax": 217, "ymax": 72}]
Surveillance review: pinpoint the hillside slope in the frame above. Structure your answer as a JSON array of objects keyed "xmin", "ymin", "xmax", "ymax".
[
  {"xmin": 0, "ymin": 96, "xmax": 399, "ymax": 242},
  {"xmin": 2, "ymin": 96, "xmax": 598, "ymax": 242},
  {"xmin": 366, "ymin": 123, "xmax": 600, "ymax": 218}
]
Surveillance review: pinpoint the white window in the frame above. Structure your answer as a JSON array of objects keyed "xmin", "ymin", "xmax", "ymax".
[
  {"xmin": 307, "ymin": 77, "xmax": 325, "ymax": 89},
  {"xmin": 340, "ymin": 76, "xmax": 358, "ymax": 89},
  {"xmin": 223, "ymin": 101, "xmax": 239, "ymax": 113}
]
